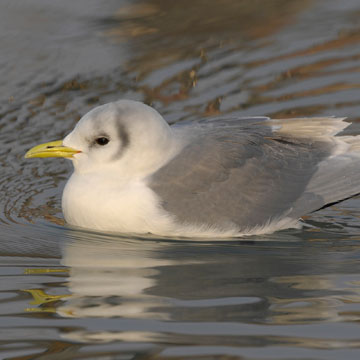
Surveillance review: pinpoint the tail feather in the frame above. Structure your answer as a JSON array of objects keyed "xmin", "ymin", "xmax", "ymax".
[{"xmin": 267, "ymin": 116, "xmax": 360, "ymax": 219}]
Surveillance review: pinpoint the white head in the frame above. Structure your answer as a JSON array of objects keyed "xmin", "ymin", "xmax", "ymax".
[
  {"xmin": 61, "ymin": 100, "xmax": 174, "ymax": 178},
  {"xmin": 24, "ymin": 100, "xmax": 183, "ymax": 234}
]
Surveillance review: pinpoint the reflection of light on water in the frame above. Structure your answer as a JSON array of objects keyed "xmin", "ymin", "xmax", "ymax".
[
  {"xmin": 57, "ymin": 236, "xmax": 179, "ymax": 320},
  {"xmin": 54, "ymin": 233, "xmax": 207, "ymax": 344},
  {"xmin": 62, "ymin": 330, "xmax": 160, "ymax": 344},
  {"xmin": 269, "ymin": 274, "xmax": 360, "ymax": 324},
  {"xmin": 98, "ymin": 0, "xmax": 313, "ymax": 114},
  {"xmin": 19, "ymin": 231, "xmax": 360, "ymax": 350}
]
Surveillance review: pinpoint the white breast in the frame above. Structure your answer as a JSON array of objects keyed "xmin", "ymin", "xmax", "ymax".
[{"xmin": 62, "ymin": 173, "xmax": 175, "ymax": 234}]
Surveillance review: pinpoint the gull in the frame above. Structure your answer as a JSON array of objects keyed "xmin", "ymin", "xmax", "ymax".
[{"xmin": 25, "ymin": 100, "xmax": 360, "ymax": 238}]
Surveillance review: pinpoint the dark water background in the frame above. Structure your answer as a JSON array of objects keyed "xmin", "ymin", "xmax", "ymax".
[{"xmin": 2, "ymin": 0, "xmax": 360, "ymax": 359}]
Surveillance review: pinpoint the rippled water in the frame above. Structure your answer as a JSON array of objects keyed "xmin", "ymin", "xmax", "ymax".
[{"xmin": 2, "ymin": 0, "xmax": 360, "ymax": 359}]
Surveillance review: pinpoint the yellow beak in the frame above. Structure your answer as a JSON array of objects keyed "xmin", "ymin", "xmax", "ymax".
[{"xmin": 25, "ymin": 140, "xmax": 81, "ymax": 159}]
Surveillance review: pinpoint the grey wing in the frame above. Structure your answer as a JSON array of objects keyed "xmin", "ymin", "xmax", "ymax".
[
  {"xmin": 149, "ymin": 117, "xmax": 354, "ymax": 231},
  {"xmin": 290, "ymin": 143, "xmax": 360, "ymax": 219}
]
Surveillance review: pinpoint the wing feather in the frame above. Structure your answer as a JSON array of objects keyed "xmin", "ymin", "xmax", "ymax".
[{"xmin": 149, "ymin": 117, "xmax": 360, "ymax": 232}]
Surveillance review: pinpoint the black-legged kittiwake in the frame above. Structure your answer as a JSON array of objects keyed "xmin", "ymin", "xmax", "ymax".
[{"xmin": 25, "ymin": 100, "xmax": 360, "ymax": 237}]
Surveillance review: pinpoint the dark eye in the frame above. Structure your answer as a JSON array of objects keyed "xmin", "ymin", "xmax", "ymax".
[{"xmin": 95, "ymin": 137, "xmax": 109, "ymax": 146}]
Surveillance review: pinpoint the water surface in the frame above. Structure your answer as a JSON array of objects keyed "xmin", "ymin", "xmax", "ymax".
[{"xmin": 2, "ymin": 0, "xmax": 360, "ymax": 359}]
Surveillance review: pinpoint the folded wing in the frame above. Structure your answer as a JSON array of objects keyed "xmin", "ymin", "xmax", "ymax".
[{"xmin": 149, "ymin": 117, "xmax": 360, "ymax": 233}]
